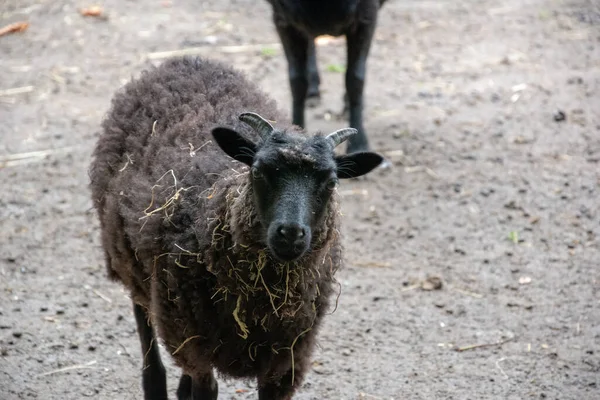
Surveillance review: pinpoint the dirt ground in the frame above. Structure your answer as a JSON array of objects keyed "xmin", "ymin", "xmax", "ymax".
[{"xmin": 1, "ymin": 0, "xmax": 599, "ymax": 399}]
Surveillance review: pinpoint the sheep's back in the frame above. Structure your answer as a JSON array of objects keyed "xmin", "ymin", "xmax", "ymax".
[
  {"xmin": 89, "ymin": 57, "xmax": 286, "ymax": 298},
  {"xmin": 91, "ymin": 57, "xmax": 284, "ymax": 200}
]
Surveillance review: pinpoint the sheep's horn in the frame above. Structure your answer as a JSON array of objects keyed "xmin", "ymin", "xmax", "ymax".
[
  {"xmin": 326, "ymin": 128, "xmax": 357, "ymax": 148},
  {"xmin": 239, "ymin": 112, "xmax": 275, "ymax": 140}
]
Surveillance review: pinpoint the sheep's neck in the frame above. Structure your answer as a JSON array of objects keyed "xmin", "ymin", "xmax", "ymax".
[
  {"xmin": 205, "ymin": 175, "xmax": 342, "ymax": 321},
  {"xmin": 226, "ymin": 178, "xmax": 265, "ymax": 250}
]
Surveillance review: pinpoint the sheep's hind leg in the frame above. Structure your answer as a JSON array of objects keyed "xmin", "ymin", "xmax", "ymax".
[
  {"xmin": 306, "ymin": 39, "xmax": 321, "ymax": 108},
  {"xmin": 257, "ymin": 354, "xmax": 310, "ymax": 400},
  {"xmin": 344, "ymin": 20, "xmax": 377, "ymax": 154},
  {"xmin": 177, "ymin": 373, "xmax": 218, "ymax": 400},
  {"xmin": 258, "ymin": 366, "xmax": 307, "ymax": 400},
  {"xmin": 276, "ymin": 24, "xmax": 310, "ymax": 128},
  {"xmin": 133, "ymin": 302, "xmax": 168, "ymax": 400}
]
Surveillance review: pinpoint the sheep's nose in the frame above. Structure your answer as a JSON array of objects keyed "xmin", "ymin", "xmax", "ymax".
[{"xmin": 276, "ymin": 223, "xmax": 307, "ymax": 242}]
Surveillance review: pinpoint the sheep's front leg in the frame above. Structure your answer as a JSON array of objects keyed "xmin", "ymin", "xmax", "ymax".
[
  {"xmin": 276, "ymin": 24, "xmax": 310, "ymax": 128},
  {"xmin": 344, "ymin": 21, "xmax": 377, "ymax": 154},
  {"xmin": 257, "ymin": 364, "xmax": 308, "ymax": 400},
  {"xmin": 257, "ymin": 335, "xmax": 312, "ymax": 400},
  {"xmin": 306, "ymin": 39, "xmax": 321, "ymax": 107},
  {"xmin": 133, "ymin": 302, "xmax": 168, "ymax": 400},
  {"xmin": 176, "ymin": 373, "xmax": 218, "ymax": 400}
]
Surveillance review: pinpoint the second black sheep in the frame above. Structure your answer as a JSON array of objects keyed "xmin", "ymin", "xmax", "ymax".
[{"xmin": 267, "ymin": 0, "xmax": 387, "ymax": 153}]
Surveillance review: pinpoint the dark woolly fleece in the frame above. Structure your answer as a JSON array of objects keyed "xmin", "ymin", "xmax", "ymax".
[{"xmin": 89, "ymin": 57, "xmax": 343, "ymax": 386}]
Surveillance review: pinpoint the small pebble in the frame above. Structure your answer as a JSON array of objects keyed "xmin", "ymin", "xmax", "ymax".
[
  {"xmin": 553, "ymin": 110, "xmax": 566, "ymax": 122},
  {"xmin": 88, "ymin": 345, "xmax": 96, "ymax": 352},
  {"xmin": 12, "ymin": 332, "xmax": 22, "ymax": 339},
  {"xmin": 422, "ymin": 276, "xmax": 443, "ymax": 291},
  {"xmin": 566, "ymin": 77, "xmax": 583, "ymax": 85},
  {"xmin": 480, "ymin": 188, "xmax": 495, "ymax": 197}
]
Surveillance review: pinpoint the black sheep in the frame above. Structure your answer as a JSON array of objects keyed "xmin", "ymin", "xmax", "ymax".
[
  {"xmin": 89, "ymin": 57, "xmax": 383, "ymax": 399},
  {"xmin": 267, "ymin": 0, "xmax": 387, "ymax": 154}
]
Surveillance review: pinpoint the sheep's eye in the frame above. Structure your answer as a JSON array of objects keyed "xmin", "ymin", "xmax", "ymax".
[
  {"xmin": 326, "ymin": 178, "xmax": 338, "ymax": 191},
  {"xmin": 251, "ymin": 168, "xmax": 263, "ymax": 180}
]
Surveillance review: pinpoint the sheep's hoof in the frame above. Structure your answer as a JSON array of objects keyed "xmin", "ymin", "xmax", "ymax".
[
  {"xmin": 338, "ymin": 94, "xmax": 350, "ymax": 120},
  {"xmin": 177, "ymin": 373, "xmax": 219, "ymax": 400},
  {"xmin": 306, "ymin": 93, "xmax": 321, "ymax": 108},
  {"xmin": 346, "ymin": 142, "xmax": 369, "ymax": 155},
  {"xmin": 378, "ymin": 158, "xmax": 392, "ymax": 169}
]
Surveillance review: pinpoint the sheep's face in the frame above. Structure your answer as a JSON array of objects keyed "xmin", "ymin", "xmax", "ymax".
[
  {"xmin": 250, "ymin": 133, "xmax": 339, "ymax": 262},
  {"xmin": 212, "ymin": 115, "xmax": 383, "ymax": 262}
]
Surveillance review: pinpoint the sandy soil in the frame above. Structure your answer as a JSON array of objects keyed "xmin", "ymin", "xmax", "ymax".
[{"xmin": 1, "ymin": 0, "xmax": 599, "ymax": 399}]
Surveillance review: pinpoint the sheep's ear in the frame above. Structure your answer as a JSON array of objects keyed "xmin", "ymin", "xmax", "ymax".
[
  {"xmin": 335, "ymin": 152, "xmax": 384, "ymax": 179},
  {"xmin": 212, "ymin": 127, "xmax": 257, "ymax": 166}
]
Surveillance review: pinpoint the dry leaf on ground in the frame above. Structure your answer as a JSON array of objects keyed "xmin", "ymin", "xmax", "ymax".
[
  {"xmin": 0, "ymin": 22, "xmax": 29, "ymax": 37},
  {"xmin": 80, "ymin": 6, "xmax": 104, "ymax": 17}
]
